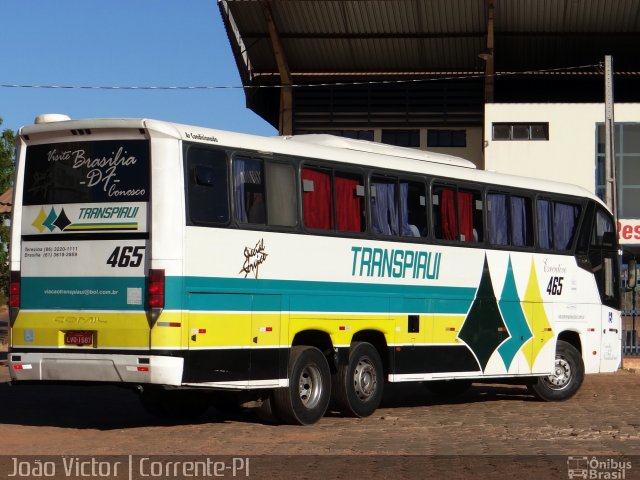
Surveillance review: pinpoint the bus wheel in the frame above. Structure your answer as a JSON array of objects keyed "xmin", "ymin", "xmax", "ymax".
[
  {"xmin": 332, "ymin": 342, "xmax": 384, "ymax": 418},
  {"xmin": 140, "ymin": 388, "xmax": 209, "ymax": 420},
  {"xmin": 272, "ymin": 346, "xmax": 331, "ymax": 425},
  {"xmin": 423, "ymin": 379, "xmax": 472, "ymax": 397},
  {"xmin": 255, "ymin": 394, "xmax": 280, "ymax": 424},
  {"xmin": 528, "ymin": 340, "xmax": 584, "ymax": 401}
]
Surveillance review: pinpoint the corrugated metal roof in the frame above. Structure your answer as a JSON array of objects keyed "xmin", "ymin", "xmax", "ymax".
[
  {"xmin": 221, "ymin": 0, "xmax": 640, "ymax": 79},
  {"xmin": 498, "ymin": 0, "xmax": 640, "ymax": 32},
  {"xmin": 218, "ymin": 0, "xmax": 640, "ymax": 127}
]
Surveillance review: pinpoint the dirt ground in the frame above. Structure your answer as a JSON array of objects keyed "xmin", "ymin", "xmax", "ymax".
[{"xmin": 0, "ymin": 366, "xmax": 638, "ymax": 479}]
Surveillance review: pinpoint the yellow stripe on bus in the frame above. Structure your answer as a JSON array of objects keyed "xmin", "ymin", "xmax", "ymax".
[{"xmin": 12, "ymin": 311, "xmax": 151, "ymax": 349}]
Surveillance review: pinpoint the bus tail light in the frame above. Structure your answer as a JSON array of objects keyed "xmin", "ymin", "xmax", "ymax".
[
  {"xmin": 146, "ymin": 269, "xmax": 165, "ymax": 327},
  {"xmin": 9, "ymin": 271, "xmax": 20, "ymax": 327}
]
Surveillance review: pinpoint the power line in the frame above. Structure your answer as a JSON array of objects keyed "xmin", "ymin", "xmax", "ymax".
[{"xmin": 0, "ymin": 64, "xmax": 604, "ymax": 91}]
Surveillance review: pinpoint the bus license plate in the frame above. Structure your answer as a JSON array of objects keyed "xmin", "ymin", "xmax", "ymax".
[{"xmin": 64, "ymin": 331, "xmax": 94, "ymax": 346}]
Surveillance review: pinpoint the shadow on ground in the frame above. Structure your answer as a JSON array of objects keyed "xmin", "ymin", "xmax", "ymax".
[{"xmin": 0, "ymin": 378, "xmax": 534, "ymax": 430}]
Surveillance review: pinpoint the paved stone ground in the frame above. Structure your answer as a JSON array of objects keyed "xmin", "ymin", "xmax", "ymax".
[{"xmin": 0, "ymin": 367, "xmax": 638, "ymax": 478}]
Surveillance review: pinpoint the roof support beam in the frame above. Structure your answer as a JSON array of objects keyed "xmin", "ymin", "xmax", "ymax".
[
  {"xmin": 482, "ymin": 0, "xmax": 495, "ymax": 103},
  {"xmin": 261, "ymin": 0, "xmax": 293, "ymax": 135}
]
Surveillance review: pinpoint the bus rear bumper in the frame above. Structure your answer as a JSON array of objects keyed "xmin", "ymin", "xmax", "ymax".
[{"xmin": 8, "ymin": 352, "xmax": 184, "ymax": 386}]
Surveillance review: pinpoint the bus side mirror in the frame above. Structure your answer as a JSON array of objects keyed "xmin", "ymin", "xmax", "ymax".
[{"xmin": 627, "ymin": 259, "xmax": 637, "ymax": 290}]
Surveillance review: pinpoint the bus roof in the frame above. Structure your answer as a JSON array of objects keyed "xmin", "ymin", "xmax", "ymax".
[{"xmin": 19, "ymin": 116, "xmax": 605, "ymax": 207}]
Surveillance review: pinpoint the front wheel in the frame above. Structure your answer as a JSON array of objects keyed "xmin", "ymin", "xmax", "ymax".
[
  {"xmin": 332, "ymin": 342, "xmax": 384, "ymax": 418},
  {"xmin": 272, "ymin": 346, "xmax": 331, "ymax": 425},
  {"xmin": 528, "ymin": 340, "xmax": 584, "ymax": 401}
]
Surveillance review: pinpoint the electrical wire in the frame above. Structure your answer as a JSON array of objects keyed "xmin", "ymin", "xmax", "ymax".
[{"xmin": 0, "ymin": 64, "xmax": 604, "ymax": 91}]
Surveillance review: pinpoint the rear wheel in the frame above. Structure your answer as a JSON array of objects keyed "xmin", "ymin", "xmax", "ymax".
[
  {"xmin": 332, "ymin": 342, "xmax": 384, "ymax": 418},
  {"xmin": 272, "ymin": 346, "xmax": 331, "ymax": 425},
  {"xmin": 528, "ymin": 340, "xmax": 584, "ymax": 401},
  {"xmin": 255, "ymin": 394, "xmax": 281, "ymax": 424}
]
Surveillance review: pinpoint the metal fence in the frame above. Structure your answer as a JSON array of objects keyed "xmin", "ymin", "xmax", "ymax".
[{"xmin": 622, "ymin": 289, "xmax": 640, "ymax": 356}]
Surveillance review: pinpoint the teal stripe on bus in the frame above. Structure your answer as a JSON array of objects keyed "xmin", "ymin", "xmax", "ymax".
[
  {"xmin": 180, "ymin": 277, "xmax": 476, "ymax": 314},
  {"xmin": 21, "ymin": 277, "xmax": 146, "ymax": 311},
  {"xmin": 20, "ymin": 276, "xmax": 476, "ymax": 315}
]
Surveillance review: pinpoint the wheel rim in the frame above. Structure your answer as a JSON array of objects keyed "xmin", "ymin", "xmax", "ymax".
[
  {"xmin": 353, "ymin": 356, "xmax": 377, "ymax": 402},
  {"xmin": 298, "ymin": 364, "xmax": 323, "ymax": 409},
  {"xmin": 543, "ymin": 355, "xmax": 572, "ymax": 390}
]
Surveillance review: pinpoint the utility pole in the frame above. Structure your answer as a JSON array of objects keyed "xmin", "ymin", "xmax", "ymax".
[
  {"xmin": 604, "ymin": 55, "xmax": 626, "ymax": 366},
  {"xmin": 604, "ymin": 55, "xmax": 617, "ymax": 220}
]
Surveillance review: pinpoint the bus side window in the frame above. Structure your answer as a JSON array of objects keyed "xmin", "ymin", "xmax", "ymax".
[
  {"xmin": 233, "ymin": 157, "xmax": 265, "ymax": 224},
  {"xmin": 371, "ymin": 176, "xmax": 399, "ymax": 236},
  {"xmin": 510, "ymin": 195, "xmax": 533, "ymax": 247},
  {"xmin": 537, "ymin": 198, "xmax": 581, "ymax": 251},
  {"xmin": 536, "ymin": 199, "xmax": 554, "ymax": 249},
  {"xmin": 432, "ymin": 183, "xmax": 482, "ymax": 243},
  {"xmin": 432, "ymin": 184, "xmax": 455, "ymax": 240},
  {"xmin": 185, "ymin": 147, "xmax": 229, "ymax": 226},
  {"xmin": 488, "ymin": 193, "xmax": 533, "ymax": 247},
  {"xmin": 554, "ymin": 201, "xmax": 581, "ymax": 250},
  {"xmin": 465, "ymin": 188, "xmax": 483, "ymax": 243},
  {"xmin": 302, "ymin": 167, "xmax": 333, "ymax": 230},
  {"xmin": 401, "ymin": 180, "xmax": 427, "ymax": 238},
  {"xmin": 265, "ymin": 161, "xmax": 297, "ymax": 227},
  {"xmin": 487, "ymin": 192, "xmax": 509, "ymax": 246},
  {"xmin": 335, "ymin": 171, "xmax": 365, "ymax": 233}
]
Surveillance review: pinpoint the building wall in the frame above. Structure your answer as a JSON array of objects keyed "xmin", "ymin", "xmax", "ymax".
[{"xmin": 484, "ymin": 103, "xmax": 640, "ymax": 194}]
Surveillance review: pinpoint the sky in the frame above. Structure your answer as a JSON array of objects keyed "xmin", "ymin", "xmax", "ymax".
[{"xmin": 0, "ymin": 0, "xmax": 278, "ymax": 137}]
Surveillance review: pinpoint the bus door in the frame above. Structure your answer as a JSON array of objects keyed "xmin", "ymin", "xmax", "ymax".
[
  {"xmin": 601, "ymin": 306, "xmax": 622, "ymax": 371},
  {"xmin": 597, "ymin": 251, "xmax": 621, "ymax": 371},
  {"xmin": 587, "ymin": 208, "xmax": 621, "ymax": 372}
]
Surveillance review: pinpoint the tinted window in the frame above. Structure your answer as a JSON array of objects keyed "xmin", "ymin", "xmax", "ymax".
[
  {"xmin": 537, "ymin": 198, "xmax": 581, "ymax": 251},
  {"xmin": 432, "ymin": 183, "xmax": 482, "ymax": 243},
  {"xmin": 302, "ymin": 167, "xmax": 333, "ymax": 230},
  {"xmin": 487, "ymin": 192, "xmax": 533, "ymax": 247},
  {"xmin": 265, "ymin": 162, "xmax": 297, "ymax": 227},
  {"xmin": 24, "ymin": 140, "xmax": 149, "ymax": 205},
  {"xmin": 186, "ymin": 147, "xmax": 229, "ymax": 225},
  {"xmin": 233, "ymin": 157, "xmax": 265, "ymax": 224}
]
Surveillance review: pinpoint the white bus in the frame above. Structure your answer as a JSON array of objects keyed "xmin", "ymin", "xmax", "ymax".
[{"xmin": 8, "ymin": 115, "xmax": 621, "ymax": 425}]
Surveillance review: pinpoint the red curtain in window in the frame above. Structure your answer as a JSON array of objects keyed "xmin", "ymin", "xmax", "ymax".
[
  {"xmin": 441, "ymin": 189, "xmax": 457, "ymax": 240},
  {"xmin": 302, "ymin": 168, "xmax": 332, "ymax": 229},
  {"xmin": 335, "ymin": 176, "xmax": 361, "ymax": 232},
  {"xmin": 457, "ymin": 191, "xmax": 474, "ymax": 242}
]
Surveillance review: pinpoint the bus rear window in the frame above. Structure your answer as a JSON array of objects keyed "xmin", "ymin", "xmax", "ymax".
[{"xmin": 23, "ymin": 140, "xmax": 150, "ymax": 205}]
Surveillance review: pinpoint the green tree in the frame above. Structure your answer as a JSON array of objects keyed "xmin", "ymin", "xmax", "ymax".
[{"xmin": 0, "ymin": 118, "xmax": 16, "ymax": 300}]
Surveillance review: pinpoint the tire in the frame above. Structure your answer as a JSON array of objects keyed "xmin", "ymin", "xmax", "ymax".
[
  {"xmin": 140, "ymin": 388, "xmax": 210, "ymax": 420},
  {"xmin": 255, "ymin": 394, "xmax": 281, "ymax": 424},
  {"xmin": 272, "ymin": 346, "xmax": 331, "ymax": 425},
  {"xmin": 423, "ymin": 379, "xmax": 472, "ymax": 397},
  {"xmin": 528, "ymin": 340, "xmax": 585, "ymax": 401},
  {"xmin": 332, "ymin": 342, "xmax": 384, "ymax": 418}
]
